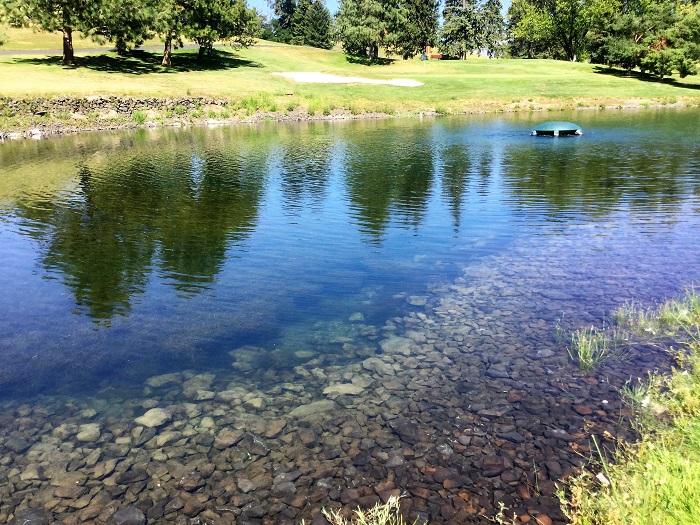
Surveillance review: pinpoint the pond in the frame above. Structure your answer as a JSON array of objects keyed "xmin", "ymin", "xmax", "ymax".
[{"xmin": 1, "ymin": 110, "xmax": 699, "ymax": 524}]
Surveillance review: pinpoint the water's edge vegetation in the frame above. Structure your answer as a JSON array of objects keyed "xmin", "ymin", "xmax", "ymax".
[{"xmin": 561, "ymin": 289, "xmax": 700, "ymax": 525}]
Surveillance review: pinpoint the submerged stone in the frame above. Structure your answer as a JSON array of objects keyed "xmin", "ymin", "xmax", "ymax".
[
  {"xmin": 287, "ymin": 400, "xmax": 336, "ymax": 418},
  {"xmin": 10, "ymin": 508, "xmax": 52, "ymax": 525},
  {"xmin": 134, "ymin": 408, "xmax": 171, "ymax": 428},
  {"xmin": 323, "ymin": 383, "xmax": 364, "ymax": 396},
  {"xmin": 109, "ymin": 506, "xmax": 146, "ymax": 525}
]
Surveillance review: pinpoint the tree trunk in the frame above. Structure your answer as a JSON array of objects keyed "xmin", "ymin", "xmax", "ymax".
[
  {"xmin": 62, "ymin": 26, "xmax": 75, "ymax": 65},
  {"xmin": 162, "ymin": 36, "xmax": 172, "ymax": 67},
  {"xmin": 198, "ymin": 45, "xmax": 206, "ymax": 61},
  {"xmin": 116, "ymin": 35, "xmax": 127, "ymax": 56}
]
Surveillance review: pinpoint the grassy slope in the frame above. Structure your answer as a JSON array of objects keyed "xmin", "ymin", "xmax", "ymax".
[{"xmin": 1, "ymin": 28, "xmax": 699, "ymax": 113}]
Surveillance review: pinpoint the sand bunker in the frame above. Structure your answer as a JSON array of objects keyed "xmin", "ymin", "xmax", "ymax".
[{"xmin": 273, "ymin": 71, "xmax": 423, "ymax": 87}]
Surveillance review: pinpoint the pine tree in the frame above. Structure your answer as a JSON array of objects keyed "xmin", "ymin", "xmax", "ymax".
[
  {"xmin": 291, "ymin": 0, "xmax": 332, "ymax": 49},
  {"xmin": 393, "ymin": 0, "xmax": 439, "ymax": 59},
  {"xmin": 441, "ymin": 0, "xmax": 482, "ymax": 59},
  {"xmin": 336, "ymin": 0, "xmax": 402, "ymax": 59},
  {"xmin": 1, "ymin": 0, "xmax": 92, "ymax": 65},
  {"xmin": 480, "ymin": 0, "xmax": 505, "ymax": 57},
  {"xmin": 83, "ymin": 0, "xmax": 158, "ymax": 55}
]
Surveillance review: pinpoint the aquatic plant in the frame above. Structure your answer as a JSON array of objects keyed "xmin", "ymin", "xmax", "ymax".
[
  {"xmin": 614, "ymin": 288, "xmax": 700, "ymax": 337},
  {"xmin": 318, "ymin": 496, "xmax": 410, "ymax": 525},
  {"xmin": 567, "ymin": 325, "xmax": 626, "ymax": 372}
]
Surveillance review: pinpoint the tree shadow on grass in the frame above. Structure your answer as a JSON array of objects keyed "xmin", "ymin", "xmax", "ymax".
[
  {"xmin": 592, "ymin": 66, "xmax": 700, "ymax": 91},
  {"xmin": 14, "ymin": 49, "xmax": 263, "ymax": 75},
  {"xmin": 344, "ymin": 55, "xmax": 395, "ymax": 66}
]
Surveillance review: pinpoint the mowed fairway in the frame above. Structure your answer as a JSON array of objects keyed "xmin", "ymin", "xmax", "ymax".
[{"xmin": 1, "ymin": 28, "xmax": 700, "ymax": 113}]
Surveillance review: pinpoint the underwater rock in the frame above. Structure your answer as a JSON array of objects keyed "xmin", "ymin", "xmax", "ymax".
[
  {"xmin": 389, "ymin": 418, "xmax": 421, "ymax": 445},
  {"xmin": 76, "ymin": 423, "xmax": 101, "ymax": 442},
  {"xmin": 323, "ymin": 383, "xmax": 364, "ymax": 396},
  {"xmin": 10, "ymin": 508, "xmax": 52, "ymax": 525},
  {"xmin": 134, "ymin": 408, "xmax": 171, "ymax": 428},
  {"xmin": 146, "ymin": 373, "xmax": 182, "ymax": 388},
  {"xmin": 287, "ymin": 400, "xmax": 336, "ymax": 418},
  {"xmin": 108, "ymin": 505, "xmax": 146, "ymax": 525}
]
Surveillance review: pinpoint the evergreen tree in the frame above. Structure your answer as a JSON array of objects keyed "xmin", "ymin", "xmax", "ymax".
[
  {"xmin": 441, "ymin": 0, "xmax": 482, "ymax": 59},
  {"xmin": 0, "ymin": 0, "xmax": 92, "ymax": 65},
  {"xmin": 83, "ymin": 0, "xmax": 158, "ymax": 55},
  {"xmin": 182, "ymin": 0, "xmax": 259, "ymax": 60},
  {"xmin": 480, "ymin": 0, "xmax": 505, "ymax": 57},
  {"xmin": 291, "ymin": 0, "xmax": 332, "ymax": 49},
  {"xmin": 594, "ymin": 0, "xmax": 700, "ymax": 78},
  {"xmin": 269, "ymin": 0, "xmax": 296, "ymax": 43},
  {"xmin": 336, "ymin": 0, "xmax": 408, "ymax": 59},
  {"xmin": 393, "ymin": 0, "xmax": 439, "ymax": 59},
  {"xmin": 154, "ymin": 0, "xmax": 259, "ymax": 65}
]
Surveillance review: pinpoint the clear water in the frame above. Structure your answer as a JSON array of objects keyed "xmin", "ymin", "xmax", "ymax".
[
  {"xmin": 1, "ymin": 109, "xmax": 699, "ymax": 399},
  {"xmin": 1, "ymin": 110, "xmax": 700, "ymax": 524}
]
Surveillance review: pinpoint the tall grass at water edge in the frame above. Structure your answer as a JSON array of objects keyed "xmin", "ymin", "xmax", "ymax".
[{"xmin": 560, "ymin": 287, "xmax": 700, "ymax": 525}]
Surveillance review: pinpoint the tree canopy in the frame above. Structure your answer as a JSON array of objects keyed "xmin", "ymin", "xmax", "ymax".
[
  {"xmin": 0, "ymin": 0, "xmax": 260, "ymax": 66},
  {"xmin": 264, "ymin": 0, "xmax": 333, "ymax": 49},
  {"xmin": 506, "ymin": 0, "xmax": 700, "ymax": 78}
]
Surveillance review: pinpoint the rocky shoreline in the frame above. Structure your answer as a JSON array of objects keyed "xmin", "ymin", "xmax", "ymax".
[
  {"xmin": 0, "ymin": 96, "xmax": 401, "ymax": 141},
  {"xmin": 0, "ymin": 221, "xmax": 680, "ymax": 525},
  {"xmin": 0, "ymin": 95, "xmax": 694, "ymax": 141}
]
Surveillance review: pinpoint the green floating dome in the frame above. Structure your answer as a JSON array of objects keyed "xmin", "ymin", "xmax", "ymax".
[{"xmin": 531, "ymin": 121, "xmax": 583, "ymax": 136}]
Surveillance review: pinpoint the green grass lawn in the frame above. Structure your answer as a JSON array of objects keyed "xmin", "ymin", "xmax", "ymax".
[{"xmin": 1, "ymin": 27, "xmax": 699, "ymax": 115}]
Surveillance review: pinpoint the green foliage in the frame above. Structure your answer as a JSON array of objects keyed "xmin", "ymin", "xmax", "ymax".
[
  {"xmin": 82, "ymin": 0, "xmax": 158, "ymax": 55},
  {"xmin": 335, "ymin": 0, "xmax": 401, "ymax": 59},
  {"xmin": 567, "ymin": 325, "xmax": 626, "ymax": 371},
  {"xmin": 562, "ymin": 295, "xmax": 700, "ymax": 524},
  {"xmin": 181, "ymin": 0, "xmax": 260, "ymax": 59},
  {"xmin": 508, "ymin": 0, "xmax": 700, "ymax": 76},
  {"xmin": 481, "ymin": 0, "xmax": 506, "ymax": 57},
  {"xmin": 0, "ymin": 0, "xmax": 91, "ymax": 64},
  {"xmin": 440, "ymin": 0, "xmax": 481, "ymax": 60},
  {"xmin": 392, "ymin": 0, "xmax": 439, "ymax": 59},
  {"xmin": 132, "ymin": 110, "xmax": 146, "ymax": 124},
  {"xmin": 290, "ymin": 0, "xmax": 333, "ymax": 49}
]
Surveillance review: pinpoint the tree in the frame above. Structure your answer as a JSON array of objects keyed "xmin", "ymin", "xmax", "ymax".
[
  {"xmin": 290, "ymin": 0, "xmax": 333, "ymax": 49},
  {"xmin": 593, "ymin": 0, "xmax": 700, "ymax": 78},
  {"xmin": 481, "ymin": 0, "xmax": 505, "ymax": 56},
  {"xmin": 269, "ymin": 0, "xmax": 296, "ymax": 42},
  {"xmin": 0, "ymin": 0, "xmax": 92, "ymax": 65},
  {"xmin": 392, "ymin": 0, "xmax": 439, "ymax": 59},
  {"xmin": 182, "ymin": 0, "xmax": 260, "ymax": 60},
  {"xmin": 82, "ymin": 0, "xmax": 157, "ymax": 55},
  {"xmin": 507, "ymin": 0, "xmax": 619, "ymax": 61},
  {"xmin": 441, "ymin": 0, "xmax": 482, "ymax": 59},
  {"xmin": 507, "ymin": 0, "xmax": 557, "ymax": 58},
  {"xmin": 335, "ymin": 0, "xmax": 403, "ymax": 59},
  {"xmin": 153, "ymin": 0, "xmax": 259, "ymax": 66}
]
